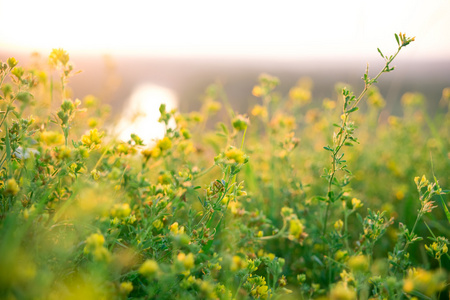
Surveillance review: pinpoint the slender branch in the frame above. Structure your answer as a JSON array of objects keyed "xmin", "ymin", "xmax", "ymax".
[{"xmin": 322, "ymin": 43, "xmax": 407, "ymax": 236}]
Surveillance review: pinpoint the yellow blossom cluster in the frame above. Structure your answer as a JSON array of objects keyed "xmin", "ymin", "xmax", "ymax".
[
  {"xmin": 81, "ymin": 129, "xmax": 103, "ymax": 148},
  {"xmin": 403, "ymin": 268, "xmax": 446, "ymax": 297},
  {"xmin": 83, "ymin": 233, "xmax": 110, "ymax": 262}
]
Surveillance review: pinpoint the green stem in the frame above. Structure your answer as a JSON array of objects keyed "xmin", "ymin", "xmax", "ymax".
[
  {"xmin": 240, "ymin": 127, "xmax": 247, "ymax": 150},
  {"xmin": 257, "ymin": 218, "xmax": 287, "ymax": 241},
  {"xmin": 322, "ymin": 203, "xmax": 330, "ymax": 236},
  {"xmin": 322, "ymin": 45, "xmax": 404, "ymax": 236},
  {"xmin": 350, "ymin": 47, "xmax": 402, "ymax": 110},
  {"xmin": 193, "ymin": 165, "xmax": 216, "ymax": 180},
  {"xmin": 344, "ymin": 209, "xmax": 350, "ymax": 251},
  {"xmin": 0, "ymin": 72, "xmax": 9, "ymax": 87},
  {"xmin": 404, "ymin": 212, "xmax": 422, "ymax": 252},
  {"xmin": 0, "ymin": 96, "xmax": 17, "ymax": 128},
  {"xmin": 233, "ymin": 274, "xmax": 248, "ymax": 300}
]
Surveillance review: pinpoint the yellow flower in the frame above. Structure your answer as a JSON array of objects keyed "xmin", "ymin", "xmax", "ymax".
[
  {"xmin": 199, "ymin": 280, "xmax": 217, "ymax": 298},
  {"xmin": 81, "ymin": 129, "xmax": 103, "ymax": 148},
  {"xmin": 157, "ymin": 137, "xmax": 172, "ymax": 151},
  {"xmin": 84, "ymin": 233, "xmax": 110, "ymax": 262},
  {"xmin": 205, "ymin": 101, "xmax": 222, "ymax": 114},
  {"xmin": 169, "ymin": 222, "xmax": 185, "ymax": 235},
  {"xmin": 110, "ymin": 203, "xmax": 131, "ymax": 218},
  {"xmin": 442, "ymin": 87, "xmax": 450, "ymax": 100},
  {"xmin": 334, "ymin": 250, "xmax": 348, "ymax": 261},
  {"xmin": 252, "ymin": 85, "xmax": 263, "ymax": 97},
  {"xmin": 177, "ymin": 252, "xmax": 195, "ymax": 270},
  {"xmin": 84, "ymin": 95, "xmax": 98, "ymax": 107},
  {"xmin": 230, "ymin": 255, "xmax": 248, "ymax": 271},
  {"xmin": 5, "ymin": 178, "xmax": 20, "ymax": 196},
  {"xmin": 119, "ymin": 281, "xmax": 133, "ymax": 295},
  {"xmin": 85, "ymin": 233, "xmax": 105, "ymax": 250},
  {"xmin": 351, "ymin": 198, "xmax": 363, "ymax": 209},
  {"xmin": 289, "ymin": 86, "xmax": 311, "ymax": 105},
  {"xmin": 334, "ymin": 220, "xmax": 344, "ymax": 232},
  {"xmin": 401, "ymin": 92, "xmax": 424, "ymax": 108},
  {"xmin": 330, "ymin": 282, "xmax": 356, "ymax": 300},
  {"xmin": 57, "ymin": 145, "xmax": 72, "ymax": 160},
  {"xmin": 323, "ymin": 98, "xmax": 336, "ymax": 110},
  {"xmin": 139, "ymin": 259, "xmax": 159, "ymax": 277},
  {"xmin": 87, "ymin": 118, "xmax": 98, "ymax": 128},
  {"xmin": 181, "ymin": 128, "xmax": 191, "ymax": 139},
  {"xmin": 41, "ymin": 131, "xmax": 64, "ymax": 146},
  {"xmin": 92, "ymin": 246, "xmax": 111, "ymax": 262},
  {"xmin": 256, "ymin": 285, "xmax": 269, "ymax": 299},
  {"xmin": 288, "ymin": 218, "xmax": 304, "ymax": 240},
  {"xmin": 189, "ymin": 111, "xmax": 203, "ymax": 123},
  {"xmin": 152, "ymin": 219, "xmax": 163, "ymax": 230},
  {"xmin": 7, "ymin": 57, "xmax": 18, "ymax": 68},
  {"xmin": 141, "ymin": 148, "xmax": 153, "ymax": 159},
  {"xmin": 340, "ymin": 270, "xmax": 354, "ymax": 283},
  {"xmin": 251, "ymin": 105, "xmax": 268, "ymax": 118},
  {"xmin": 49, "ymin": 48, "xmax": 69, "ymax": 67},
  {"xmin": 225, "ymin": 147, "xmax": 246, "ymax": 164},
  {"xmin": 403, "ymin": 268, "xmax": 446, "ymax": 297},
  {"xmin": 116, "ymin": 143, "xmax": 129, "ymax": 154},
  {"xmin": 348, "ymin": 255, "xmax": 369, "ymax": 273},
  {"xmin": 90, "ymin": 169, "xmax": 100, "ymax": 181},
  {"xmin": 281, "ymin": 207, "xmax": 294, "ymax": 217}
]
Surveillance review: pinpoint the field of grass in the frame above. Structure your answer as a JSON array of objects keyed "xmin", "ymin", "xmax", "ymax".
[{"xmin": 0, "ymin": 34, "xmax": 449, "ymax": 299}]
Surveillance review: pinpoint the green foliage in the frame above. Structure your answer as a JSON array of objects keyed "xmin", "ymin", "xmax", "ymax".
[{"xmin": 0, "ymin": 33, "xmax": 449, "ymax": 300}]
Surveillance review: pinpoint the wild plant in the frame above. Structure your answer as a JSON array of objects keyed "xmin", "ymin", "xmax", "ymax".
[{"xmin": 0, "ymin": 34, "xmax": 448, "ymax": 300}]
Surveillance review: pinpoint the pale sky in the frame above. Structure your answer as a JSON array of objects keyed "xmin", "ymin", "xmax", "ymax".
[{"xmin": 0, "ymin": 0, "xmax": 449, "ymax": 60}]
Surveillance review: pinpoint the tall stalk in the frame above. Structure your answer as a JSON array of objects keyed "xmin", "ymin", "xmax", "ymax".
[{"xmin": 322, "ymin": 33, "xmax": 415, "ymax": 235}]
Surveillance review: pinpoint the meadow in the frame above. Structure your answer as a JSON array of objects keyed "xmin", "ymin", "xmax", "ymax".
[{"xmin": 0, "ymin": 33, "xmax": 449, "ymax": 299}]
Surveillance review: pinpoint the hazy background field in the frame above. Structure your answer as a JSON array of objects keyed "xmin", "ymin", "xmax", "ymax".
[{"xmin": 1, "ymin": 0, "xmax": 449, "ymax": 131}]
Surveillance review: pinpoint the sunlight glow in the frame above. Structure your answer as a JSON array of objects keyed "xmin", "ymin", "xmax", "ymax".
[
  {"xmin": 114, "ymin": 84, "xmax": 178, "ymax": 144},
  {"xmin": 0, "ymin": 0, "xmax": 449, "ymax": 59}
]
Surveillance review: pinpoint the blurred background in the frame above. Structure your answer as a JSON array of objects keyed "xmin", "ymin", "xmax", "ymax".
[{"xmin": 0, "ymin": 0, "xmax": 449, "ymax": 140}]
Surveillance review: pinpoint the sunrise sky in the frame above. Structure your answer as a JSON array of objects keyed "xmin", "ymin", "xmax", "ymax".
[{"xmin": 0, "ymin": 0, "xmax": 449, "ymax": 60}]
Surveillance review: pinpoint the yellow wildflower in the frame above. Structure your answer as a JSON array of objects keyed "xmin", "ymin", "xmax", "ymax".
[
  {"xmin": 41, "ymin": 131, "xmax": 64, "ymax": 146},
  {"xmin": 5, "ymin": 178, "xmax": 20, "ymax": 196},
  {"xmin": 119, "ymin": 282, "xmax": 133, "ymax": 295},
  {"xmin": 139, "ymin": 259, "xmax": 159, "ymax": 277},
  {"xmin": 348, "ymin": 255, "xmax": 369, "ymax": 273},
  {"xmin": 225, "ymin": 147, "xmax": 246, "ymax": 164}
]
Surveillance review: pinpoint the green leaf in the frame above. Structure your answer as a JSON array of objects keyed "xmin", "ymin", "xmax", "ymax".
[
  {"xmin": 16, "ymin": 91, "xmax": 33, "ymax": 103},
  {"xmin": 315, "ymin": 196, "xmax": 328, "ymax": 202},
  {"xmin": 395, "ymin": 33, "xmax": 400, "ymax": 46},
  {"xmin": 216, "ymin": 132, "xmax": 227, "ymax": 138},
  {"xmin": 327, "ymin": 191, "xmax": 335, "ymax": 202},
  {"xmin": 377, "ymin": 48, "xmax": 384, "ymax": 58},
  {"xmin": 158, "ymin": 103, "xmax": 166, "ymax": 114},
  {"xmin": 335, "ymin": 191, "xmax": 345, "ymax": 201},
  {"xmin": 323, "ymin": 146, "xmax": 333, "ymax": 152},
  {"xmin": 219, "ymin": 122, "xmax": 228, "ymax": 135},
  {"xmin": 312, "ymin": 255, "xmax": 324, "ymax": 267},
  {"xmin": 346, "ymin": 107, "xmax": 359, "ymax": 113},
  {"xmin": 408, "ymin": 290, "xmax": 432, "ymax": 300},
  {"xmin": 434, "ymin": 176, "xmax": 450, "ymax": 224}
]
